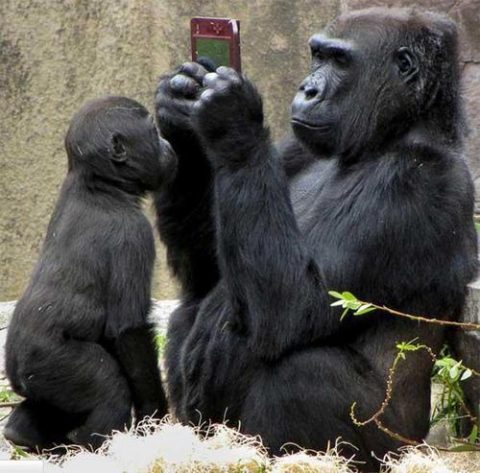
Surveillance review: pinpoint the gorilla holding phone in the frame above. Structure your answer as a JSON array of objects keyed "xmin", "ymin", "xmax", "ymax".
[
  {"xmin": 155, "ymin": 8, "xmax": 477, "ymax": 470},
  {"xmin": 5, "ymin": 96, "xmax": 176, "ymax": 450}
]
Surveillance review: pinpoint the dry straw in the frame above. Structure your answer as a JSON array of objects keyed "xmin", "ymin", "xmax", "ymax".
[{"xmin": 36, "ymin": 420, "xmax": 458, "ymax": 473}]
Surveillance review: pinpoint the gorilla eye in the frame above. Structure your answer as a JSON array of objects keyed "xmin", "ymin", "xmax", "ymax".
[
  {"xmin": 333, "ymin": 52, "xmax": 350, "ymax": 67},
  {"xmin": 395, "ymin": 47, "xmax": 416, "ymax": 78},
  {"xmin": 312, "ymin": 50, "xmax": 327, "ymax": 63}
]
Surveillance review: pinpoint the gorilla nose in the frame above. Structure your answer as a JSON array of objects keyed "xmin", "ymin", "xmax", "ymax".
[
  {"xmin": 298, "ymin": 76, "xmax": 326, "ymax": 101},
  {"xmin": 302, "ymin": 84, "xmax": 319, "ymax": 100}
]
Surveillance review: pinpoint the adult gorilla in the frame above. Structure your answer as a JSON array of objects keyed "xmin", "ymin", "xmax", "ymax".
[{"xmin": 154, "ymin": 8, "xmax": 477, "ymax": 470}]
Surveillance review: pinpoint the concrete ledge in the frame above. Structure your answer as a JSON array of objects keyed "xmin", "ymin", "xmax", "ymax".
[
  {"xmin": 0, "ymin": 299, "xmax": 179, "ymax": 334},
  {"xmin": 0, "ymin": 299, "xmax": 179, "ymax": 373}
]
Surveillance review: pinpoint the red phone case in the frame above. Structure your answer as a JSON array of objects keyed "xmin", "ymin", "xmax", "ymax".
[{"xmin": 191, "ymin": 17, "xmax": 241, "ymax": 72}]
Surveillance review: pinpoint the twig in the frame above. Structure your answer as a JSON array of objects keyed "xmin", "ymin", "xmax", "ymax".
[
  {"xmin": 450, "ymin": 438, "xmax": 480, "ymax": 451},
  {"xmin": 351, "ymin": 342, "xmax": 480, "ymax": 449},
  {"xmin": 351, "ymin": 344, "xmax": 436, "ymax": 427},
  {"xmin": 357, "ymin": 300, "xmax": 480, "ymax": 331},
  {"xmin": 374, "ymin": 419, "xmax": 420, "ymax": 446},
  {"xmin": 0, "ymin": 402, "xmax": 20, "ymax": 408}
]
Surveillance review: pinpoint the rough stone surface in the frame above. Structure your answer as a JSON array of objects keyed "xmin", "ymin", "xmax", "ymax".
[
  {"xmin": 454, "ymin": 279, "xmax": 480, "ymax": 421},
  {"xmin": 463, "ymin": 64, "xmax": 480, "ymax": 210},
  {"xmin": 0, "ymin": 0, "xmax": 175, "ymax": 300},
  {"xmin": 1, "ymin": 0, "xmax": 480, "ymax": 300},
  {"xmin": 0, "ymin": 299, "xmax": 178, "ymax": 373},
  {"xmin": 0, "ymin": 0, "xmax": 337, "ymax": 301}
]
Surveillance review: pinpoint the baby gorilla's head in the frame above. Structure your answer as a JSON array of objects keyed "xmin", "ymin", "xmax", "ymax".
[{"xmin": 65, "ymin": 96, "xmax": 177, "ymax": 193}]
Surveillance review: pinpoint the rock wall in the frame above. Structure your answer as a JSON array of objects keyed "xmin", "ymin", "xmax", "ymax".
[{"xmin": 1, "ymin": 0, "xmax": 479, "ymax": 300}]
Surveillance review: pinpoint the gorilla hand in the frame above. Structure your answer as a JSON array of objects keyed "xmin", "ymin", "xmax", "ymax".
[
  {"xmin": 155, "ymin": 62, "xmax": 212, "ymax": 152},
  {"xmin": 193, "ymin": 67, "xmax": 267, "ymax": 168}
]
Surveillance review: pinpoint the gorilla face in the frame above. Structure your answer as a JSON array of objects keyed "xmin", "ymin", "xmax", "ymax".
[
  {"xmin": 115, "ymin": 113, "xmax": 177, "ymax": 191},
  {"xmin": 290, "ymin": 11, "xmax": 447, "ymax": 160},
  {"xmin": 291, "ymin": 34, "xmax": 356, "ymax": 156},
  {"xmin": 65, "ymin": 96, "xmax": 177, "ymax": 193}
]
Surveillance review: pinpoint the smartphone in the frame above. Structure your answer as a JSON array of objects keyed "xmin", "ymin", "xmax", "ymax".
[{"xmin": 191, "ymin": 17, "xmax": 241, "ymax": 72}]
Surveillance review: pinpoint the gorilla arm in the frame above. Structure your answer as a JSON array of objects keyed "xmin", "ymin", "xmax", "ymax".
[
  {"xmin": 105, "ymin": 219, "xmax": 168, "ymax": 422},
  {"xmin": 154, "ymin": 63, "xmax": 219, "ymax": 299},
  {"xmin": 194, "ymin": 68, "xmax": 338, "ymax": 360}
]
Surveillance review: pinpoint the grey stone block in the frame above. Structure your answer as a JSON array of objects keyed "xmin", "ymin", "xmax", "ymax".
[
  {"xmin": 453, "ymin": 280, "xmax": 480, "ymax": 422},
  {"xmin": 0, "ymin": 299, "xmax": 179, "ymax": 373}
]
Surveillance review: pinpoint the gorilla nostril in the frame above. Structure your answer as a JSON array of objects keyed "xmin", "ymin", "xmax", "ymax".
[{"xmin": 304, "ymin": 85, "xmax": 318, "ymax": 100}]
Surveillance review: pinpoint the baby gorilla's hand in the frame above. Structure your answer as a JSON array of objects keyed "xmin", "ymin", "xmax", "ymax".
[{"xmin": 193, "ymin": 67, "xmax": 266, "ymax": 168}]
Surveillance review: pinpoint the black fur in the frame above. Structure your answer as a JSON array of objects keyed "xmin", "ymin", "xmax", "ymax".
[
  {"xmin": 5, "ymin": 96, "xmax": 176, "ymax": 450},
  {"xmin": 154, "ymin": 9, "xmax": 477, "ymax": 471}
]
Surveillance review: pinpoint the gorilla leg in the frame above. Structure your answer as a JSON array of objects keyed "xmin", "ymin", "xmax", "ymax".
[
  {"xmin": 5, "ymin": 400, "xmax": 84, "ymax": 450},
  {"xmin": 239, "ymin": 348, "xmax": 404, "ymax": 472},
  {"xmin": 8, "ymin": 340, "xmax": 131, "ymax": 450},
  {"xmin": 165, "ymin": 301, "xmax": 201, "ymax": 417}
]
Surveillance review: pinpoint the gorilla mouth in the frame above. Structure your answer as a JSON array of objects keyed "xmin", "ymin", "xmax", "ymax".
[{"xmin": 291, "ymin": 118, "xmax": 330, "ymax": 131}]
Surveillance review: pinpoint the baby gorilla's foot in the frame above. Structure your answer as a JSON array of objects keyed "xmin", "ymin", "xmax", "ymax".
[{"xmin": 4, "ymin": 400, "xmax": 80, "ymax": 451}]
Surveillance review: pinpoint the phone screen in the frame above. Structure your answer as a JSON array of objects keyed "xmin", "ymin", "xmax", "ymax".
[
  {"xmin": 196, "ymin": 38, "xmax": 231, "ymax": 68},
  {"xmin": 191, "ymin": 17, "xmax": 241, "ymax": 72}
]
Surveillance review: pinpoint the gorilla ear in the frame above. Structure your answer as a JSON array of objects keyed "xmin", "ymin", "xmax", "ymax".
[
  {"xmin": 110, "ymin": 133, "xmax": 128, "ymax": 163},
  {"xmin": 394, "ymin": 47, "xmax": 418, "ymax": 83}
]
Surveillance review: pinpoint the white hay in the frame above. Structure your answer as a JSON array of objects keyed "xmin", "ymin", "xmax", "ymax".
[
  {"xmin": 39, "ymin": 421, "xmax": 457, "ymax": 473},
  {"xmin": 273, "ymin": 450, "xmax": 356, "ymax": 473},
  {"xmin": 106, "ymin": 430, "xmax": 158, "ymax": 473},
  {"xmin": 60, "ymin": 451, "xmax": 123, "ymax": 473},
  {"xmin": 44, "ymin": 463, "xmax": 64, "ymax": 473},
  {"xmin": 382, "ymin": 447, "xmax": 453, "ymax": 473}
]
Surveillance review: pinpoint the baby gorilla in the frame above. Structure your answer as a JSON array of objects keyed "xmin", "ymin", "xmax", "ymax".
[{"xmin": 4, "ymin": 96, "xmax": 176, "ymax": 450}]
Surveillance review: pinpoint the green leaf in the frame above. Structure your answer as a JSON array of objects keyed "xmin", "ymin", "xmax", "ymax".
[
  {"xmin": 345, "ymin": 301, "xmax": 361, "ymax": 310},
  {"xmin": 396, "ymin": 339, "xmax": 422, "ymax": 352},
  {"xmin": 340, "ymin": 308, "xmax": 350, "ymax": 321},
  {"xmin": 449, "ymin": 366, "xmax": 459, "ymax": 380},
  {"xmin": 342, "ymin": 291, "xmax": 357, "ymax": 302},
  {"xmin": 354, "ymin": 305, "xmax": 376, "ymax": 316},
  {"xmin": 328, "ymin": 291, "xmax": 344, "ymax": 299},
  {"xmin": 461, "ymin": 369, "xmax": 472, "ymax": 381},
  {"xmin": 468, "ymin": 425, "xmax": 478, "ymax": 444}
]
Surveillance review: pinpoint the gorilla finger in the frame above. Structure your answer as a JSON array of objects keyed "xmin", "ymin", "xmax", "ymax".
[
  {"xmin": 169, "ymin": 74, "xmax": 200, "ymax": 98},
  {"xmin": 197, "ymin": 88, "xmax": 215, "ymax": 105},
  {"xmin": 203, "ymin": 72, "xmax": 220, "ymax": 89},
  {"xmin": 203, "ymin": 73, "xmax": 233, "ymax": 93},
  {"xmin": 216, "ymin": 66, "xmax": 242, "ymax": 84},
  {"xmin": 179, "ymin": 62, "xmax": 210, "ymax": 83},
  {"xmin": 156, "ymin": 75, "xmax": 174, "ymax": 97}
]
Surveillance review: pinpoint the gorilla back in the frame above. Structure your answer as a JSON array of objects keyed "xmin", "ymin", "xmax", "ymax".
[
  {"xmin": 5, "ymin": 96, "xmax": 176, "ymax": 450},
  {"xmin": 155, "ymin": 8, "xmax": 477, "ymax": 471}
]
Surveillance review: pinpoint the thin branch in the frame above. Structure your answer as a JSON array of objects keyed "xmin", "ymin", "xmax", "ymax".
[
  {"xmin": 374, "ymin": 419, "xmax": 420, "ymax": 446},
  {"xmin": 0, "ymin": 402, "xmax": 20, "ymax": 408},
  {"xmin": 351, "ymin": 345, "xmax": 436, "ymax": 427},
  {"xmin": 357, "ymin": 300, "xmax": 480, "ymax": 331}
]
